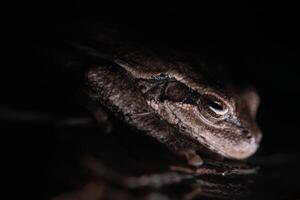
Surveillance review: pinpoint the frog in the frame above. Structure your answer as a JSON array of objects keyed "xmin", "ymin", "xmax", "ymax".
[
  {"xmin": 55, "ymin": 25, "xmax": 259, "ymax": 168},
  {"xmin": 83, "ymin": 40, "xmax": 262, "ymax": 168}
]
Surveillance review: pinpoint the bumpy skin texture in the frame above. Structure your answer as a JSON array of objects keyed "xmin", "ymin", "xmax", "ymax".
[{"xmin": 85, "ymin": 41, "xmax": 262, "ymax": 165}]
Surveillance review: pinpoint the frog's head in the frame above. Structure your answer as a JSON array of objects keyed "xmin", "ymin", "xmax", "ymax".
[
  {"xmin": 115, "ymin": 50, "xmax": 262, "ymax": 160},
  {"xmin": 137, "ymin": 73, "xmax": 262, "ymax": 160}
]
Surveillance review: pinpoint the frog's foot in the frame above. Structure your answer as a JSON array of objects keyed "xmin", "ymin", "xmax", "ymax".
[{"xmin": 178, "ymin": 149, "xmax": 203, "ymax": 167}]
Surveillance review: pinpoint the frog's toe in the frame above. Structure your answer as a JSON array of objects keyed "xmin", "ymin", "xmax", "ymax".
[{"xmin": 178, "ymin": 149, "xmax": 203, "ymax": 167}]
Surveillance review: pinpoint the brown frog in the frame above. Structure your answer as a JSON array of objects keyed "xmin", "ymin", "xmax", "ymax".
[{"xmin": 84, "ymin": 39, "xmax": 262, "ymax": 167}]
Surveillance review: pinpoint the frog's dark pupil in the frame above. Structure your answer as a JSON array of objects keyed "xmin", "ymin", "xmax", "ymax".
[{"xmin": 209, "ymin": 101, "xmax": 223, "ymax": 111}]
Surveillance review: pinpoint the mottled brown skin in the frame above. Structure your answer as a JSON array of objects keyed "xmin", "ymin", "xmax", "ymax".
[{"xmin": 86, "ymin": 44, "xmax": 262, "ymax": 167}]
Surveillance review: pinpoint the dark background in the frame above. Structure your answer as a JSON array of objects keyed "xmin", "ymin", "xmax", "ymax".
[{"xmin": 2, "ymin": 1, "xmax": 300, "ymax": 199}]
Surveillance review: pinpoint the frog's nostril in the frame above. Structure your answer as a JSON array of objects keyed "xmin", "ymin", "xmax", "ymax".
[
  {"xmin": 241, "ymin": 128, "xmax": 251, "ymax": 137},
  {"xmin": 246, "ymin": 133, "xmax": 252, "ymax": 139}
]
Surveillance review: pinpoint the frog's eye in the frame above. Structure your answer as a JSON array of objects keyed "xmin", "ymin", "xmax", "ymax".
[
  {"xmin": 208, "ymin": 100, "xmax": 228, "ymax": 115},
  {"xmin": 163, "ymin": 81, "xmax": 188, "ymax": 102},
  {"xmin": 202, "ymin": 95, "xmax": 229, "ymax": 118}
]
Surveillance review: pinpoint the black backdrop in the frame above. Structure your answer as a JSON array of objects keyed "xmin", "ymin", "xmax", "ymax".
[{"xmin": 2, "ymin": 1, "xmax": 300, "ymax": 199}]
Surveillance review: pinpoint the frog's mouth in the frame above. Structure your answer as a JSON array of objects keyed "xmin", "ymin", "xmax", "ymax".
[{"xmin": 190, "ymin": 130, "xmax": 262, "ymax": 161}]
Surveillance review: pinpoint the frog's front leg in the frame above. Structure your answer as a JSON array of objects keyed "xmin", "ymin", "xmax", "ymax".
[{"xmin": 178, "ymin": 149, "xmax": 203, "ymax": 167}]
